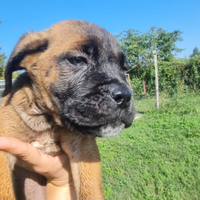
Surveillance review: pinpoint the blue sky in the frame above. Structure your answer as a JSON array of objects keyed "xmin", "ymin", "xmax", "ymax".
[{"xmin": 0, "ymin": 0, "xmax": 199, "ymax": 59}]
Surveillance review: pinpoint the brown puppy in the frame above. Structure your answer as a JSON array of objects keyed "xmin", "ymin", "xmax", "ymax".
[{"xmin": 0, "ymin": 20, "xmax": 135, "ymax": 200}]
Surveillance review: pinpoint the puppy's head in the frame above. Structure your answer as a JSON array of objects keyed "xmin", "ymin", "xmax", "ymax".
[{"xmin": 3, "ymin": 20, "xmax": 135, "ymax": 137}]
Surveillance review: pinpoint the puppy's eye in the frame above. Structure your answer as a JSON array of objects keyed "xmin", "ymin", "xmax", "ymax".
[{"xmin": 68, "ymin": 57, "xmax": 87, "ymax": 66}]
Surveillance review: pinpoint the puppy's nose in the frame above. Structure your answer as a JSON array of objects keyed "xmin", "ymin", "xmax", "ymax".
[{"xmin": 111, "ymin": 86, "xmax": 131, "ymax": 109}]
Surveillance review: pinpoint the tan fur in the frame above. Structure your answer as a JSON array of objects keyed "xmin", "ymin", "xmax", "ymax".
[
  {"xmin": 0, "ymin": 21, "xmax": 105, "ymax": 200},
  {"xmin": 0, "ymin": 152, "xmax": 16, "ymax": 200}
]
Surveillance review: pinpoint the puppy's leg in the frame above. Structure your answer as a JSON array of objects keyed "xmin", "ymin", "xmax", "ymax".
[
  {"xmin": 60, "ymin": 133, "xmax": 105, "ymax": 200},
  {"xmin": 0, "ymin": 151, "xmax": 15, "ymax": 200}
]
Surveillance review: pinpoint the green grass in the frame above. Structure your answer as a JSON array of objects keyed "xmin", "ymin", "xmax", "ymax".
[{"xmin": 98, "ymin": 94, "xmax": 200, "ymax": 200}]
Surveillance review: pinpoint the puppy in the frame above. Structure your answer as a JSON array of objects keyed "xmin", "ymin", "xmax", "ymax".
[{"xmin": 0, "ymin": 20, "xmax": 135, "ymax": 200}]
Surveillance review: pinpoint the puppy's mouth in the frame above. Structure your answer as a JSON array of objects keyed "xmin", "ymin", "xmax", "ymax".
[
  {"xmin": 59, "ymin": 98, "xmax": 135, "ymax": 137},
  {"xmin": 70, "ymin": 120, "xmax": 126, "ymax": 137}
]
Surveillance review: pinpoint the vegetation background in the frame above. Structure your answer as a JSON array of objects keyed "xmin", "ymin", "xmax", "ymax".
[
  {"xmin": 98, "ymin": 26, "xmax": 200, "ymax": 199},
  {"xmin": 116, "ymin": 27, "xmax": 200, "ymax": 98},
  {"xmin": 98, "ymin": 94, "xmax": 200, "ymax": 199}
]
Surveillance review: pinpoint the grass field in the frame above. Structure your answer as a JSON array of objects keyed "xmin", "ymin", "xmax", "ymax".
[{"xmin": 98, "ymin": 94, "xmax": 200, "ymax": 200}]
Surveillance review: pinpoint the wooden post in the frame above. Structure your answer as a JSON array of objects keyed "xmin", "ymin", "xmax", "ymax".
[
  {"xmin": 143, "ymin": 80, "xmax": 146, "ymax": 98},
  {"xmin": 126, "ymin": 74, "xmax": 131, "ymax": 88},
  {"xmin": 153, "ymin": 51, "xmax": 159, "ymax": 109}
]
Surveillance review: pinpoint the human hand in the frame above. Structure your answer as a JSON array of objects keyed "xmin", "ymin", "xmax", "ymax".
[{"xmin": 0, "ymin": 137, "xmax": 76, "ymax": 200}]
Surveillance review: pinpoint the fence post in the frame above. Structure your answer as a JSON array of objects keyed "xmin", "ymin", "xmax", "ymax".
[
  {"xmin": 143, "ymin": 80, "xmax": 146, "ymax": 98},
  {"xmin": 153, "ymin": 50, "xmax": 159, "ymax": 109}
]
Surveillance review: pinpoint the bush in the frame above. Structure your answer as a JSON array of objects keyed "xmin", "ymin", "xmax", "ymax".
[{"xmin": 130, "ymin": 56, "xmax": 200, "ymax": 98}]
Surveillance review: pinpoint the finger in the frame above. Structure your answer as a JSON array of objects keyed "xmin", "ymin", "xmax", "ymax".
[
  {"xmin": 0, "ymin": 137, "xmax": 48, "ymax": 169},
  {"xmin": 0, "ymin": 137, "xmax": 71, "ymax": 178}
]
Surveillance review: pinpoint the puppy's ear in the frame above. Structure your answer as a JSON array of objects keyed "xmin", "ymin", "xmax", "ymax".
[{"xmin": 2, "ymin": 31, "xmax": 48, "ymax": 97}]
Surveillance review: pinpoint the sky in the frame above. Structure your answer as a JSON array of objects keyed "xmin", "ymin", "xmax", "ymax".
[{"xmin": 0, "ymin": 0, "xmax": 200, "ymax": 59}]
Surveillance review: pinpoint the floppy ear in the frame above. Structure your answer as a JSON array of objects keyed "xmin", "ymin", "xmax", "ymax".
[{"xmin": 2, "ymin": 31, "xmax": 48, "ymax": 97}]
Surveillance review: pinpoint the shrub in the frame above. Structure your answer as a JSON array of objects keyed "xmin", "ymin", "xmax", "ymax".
[{"xmin": 130, "ymin": 56, "xmax": 200, "ymax": 98}]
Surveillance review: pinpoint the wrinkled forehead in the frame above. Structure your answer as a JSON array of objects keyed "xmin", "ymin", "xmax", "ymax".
[{"xmin": 48, "ymin": 21, "xmax": 122, "ymax": 56}]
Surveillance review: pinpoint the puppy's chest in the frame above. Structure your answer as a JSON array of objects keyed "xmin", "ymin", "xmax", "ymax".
[{"xmin": 31, "ymin": 132, "xmax": 62, "ymax": 156}]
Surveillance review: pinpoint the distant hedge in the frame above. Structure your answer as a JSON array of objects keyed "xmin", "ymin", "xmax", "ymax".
[{"xmin": 130, "ymin": 56, "xmax": 200, "ymax": 98}]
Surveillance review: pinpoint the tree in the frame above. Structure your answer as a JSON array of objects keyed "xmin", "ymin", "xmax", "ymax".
[
  {"xmin": 116, "ymin": 29, "xmax": 144, "ymax": 67},
  {"xmin": 0, "ymin": 48, "xmax": 6, "ymax": 79},
  {"xmin": 190, "ymin": 47, "xmax": 200, "ymax": 57},
  {"xmin": 116, "ymin": 27, "xmax": 184, "ymax": 69},
  {"xmin": 0, "ymin": 20, "xmax": 6, "ymax": 79}
]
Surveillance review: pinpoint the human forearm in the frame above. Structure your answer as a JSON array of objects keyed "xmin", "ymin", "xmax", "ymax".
[{"xmin": 46, "ymin": 182, "xmax": 76, "ymax": 200}]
